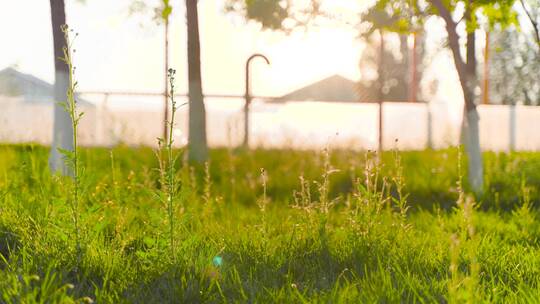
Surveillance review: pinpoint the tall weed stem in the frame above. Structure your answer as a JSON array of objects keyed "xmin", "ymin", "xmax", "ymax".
[
  {"xmin": 165, "ymin": 68, "xmax": 179, "ymax": 260},
  {"xmin": 59, "ymin": 25, "xmax": 83, "ymax": 264}
]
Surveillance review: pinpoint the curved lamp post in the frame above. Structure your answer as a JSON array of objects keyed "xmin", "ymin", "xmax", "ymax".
[{"xmin": 244, "ymin": 53, "xmax": 270, "ymax": 148}]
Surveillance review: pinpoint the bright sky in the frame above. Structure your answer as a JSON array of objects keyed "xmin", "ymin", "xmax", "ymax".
[
  {"xmin": 1, "ymin": 0, "xmax": 366, "ymax": 95},
  {"xmin": 0, "ymin": 0, "xmax": 465, "ymax": 110}
]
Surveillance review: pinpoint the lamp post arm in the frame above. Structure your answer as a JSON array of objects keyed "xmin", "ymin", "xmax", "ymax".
[{"xmin": 243, "ymin": 53, "xmax": 271, "ymax": 148}]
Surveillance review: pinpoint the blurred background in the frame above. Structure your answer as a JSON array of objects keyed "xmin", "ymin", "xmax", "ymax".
[{"xmin": 1, "ymin": 0, "xmax": 539, "ymax": 151}]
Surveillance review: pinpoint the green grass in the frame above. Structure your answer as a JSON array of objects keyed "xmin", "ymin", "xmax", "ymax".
[{"xmin": 2, "ymin": 144, "xmax": 540, "ymax": 302}]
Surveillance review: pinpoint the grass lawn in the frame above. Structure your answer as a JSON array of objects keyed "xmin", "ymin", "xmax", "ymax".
[{"xmin": 1, "ymin": 144, "xmax": 540, "ymax": 303}]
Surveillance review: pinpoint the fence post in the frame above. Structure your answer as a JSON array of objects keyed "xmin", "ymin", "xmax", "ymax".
[
  {"xmin": 510, "ymin": 104, "xmax": 516, "ymax": 152},
  {"xmin": 378, "ymin": 30, "xmax": 385, "ymax": 153},
  {"xmin": 96, "ymin": 93, "xmax": 109, "ymax": 146},
  {"xmin": 427, "ymin": 102, "xmax": 433, "ymax": 149}
]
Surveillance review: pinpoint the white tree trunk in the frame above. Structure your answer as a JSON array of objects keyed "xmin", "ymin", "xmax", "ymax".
[
  {"xmin": 463, "ymin": 107, "xmax": 483, "ymax": 193},
  {"xmin": 49, "ymin": 70, "xmax": 73, "ymax": 175}
]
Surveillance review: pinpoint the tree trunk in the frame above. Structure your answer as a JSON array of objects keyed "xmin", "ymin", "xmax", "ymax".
[
  {"xmin": 431, "ymin": 0, "xmax": 484, "ymax": 193},
  {"xmin": 462, "ymin": 4, "xmax": 483, "ymax": 193},
  {"xmin": 462, "ymin": 107, "xmax": 483, "ymax": 191},
  {"xmin": 49, "ymin": 0, "xmax": 73, "ymax": 175},
  {"xmin": 186, "ymin": 0, "xmax": 208, "ymax": 163}
]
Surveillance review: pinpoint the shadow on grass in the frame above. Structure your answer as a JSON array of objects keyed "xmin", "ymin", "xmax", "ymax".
[
  {"xmin": 116, "ymin": 237, "xmax": 446, "ymax": 303},
  {"xmin": 0, "ymin": 224, "xmax": 20, "ymax": 266}
]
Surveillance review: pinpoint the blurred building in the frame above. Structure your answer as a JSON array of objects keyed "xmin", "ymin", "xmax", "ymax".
[
  {"xmin": 0, "ymin": 67, "xmax": 97, "ymax": 146},
  {"xmin": 0, "ymin": 67, "xmax": 93, "ymax": 106},
  {"xmin": 274, "ymin": 74, "xmax": 411, "ymax": 103},
  {"xmin": 275, "ymin": 74, "xmax": 359, "ymax": 103}
]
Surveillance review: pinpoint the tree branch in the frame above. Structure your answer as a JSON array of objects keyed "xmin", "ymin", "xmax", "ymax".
[
  {"xmin": 428, "ymin": 0, "xmax": 466, "ymax": 75},
  {"xmin": 519, "ymin": 0, "xmax": 540, "ymax": 48},
  {"xmin": 429, "ymin": 0, "xmax": 476, "ymax": 110}
]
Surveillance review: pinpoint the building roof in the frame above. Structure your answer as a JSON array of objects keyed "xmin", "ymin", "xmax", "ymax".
[
  {"xmin": 0, "ymin": 67, "xmax": 93, "ymax": 106},
  {"xmin": 273, "ymin": 73, "xmax": 418, "ymax": 104},
  {"xmin": 276, "ymin": 74, "xmax": 360, "ymax": 103}
]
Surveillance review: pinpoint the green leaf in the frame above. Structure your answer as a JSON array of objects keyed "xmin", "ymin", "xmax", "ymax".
[{"xmin": 161, "ymin": 0, "xmax": 172, "ymax": 20}]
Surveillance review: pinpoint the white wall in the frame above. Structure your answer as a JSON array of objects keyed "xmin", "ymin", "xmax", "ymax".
[{"xmin": 1, "ymin": 97, "xmax": 539, "ymax": 151}]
